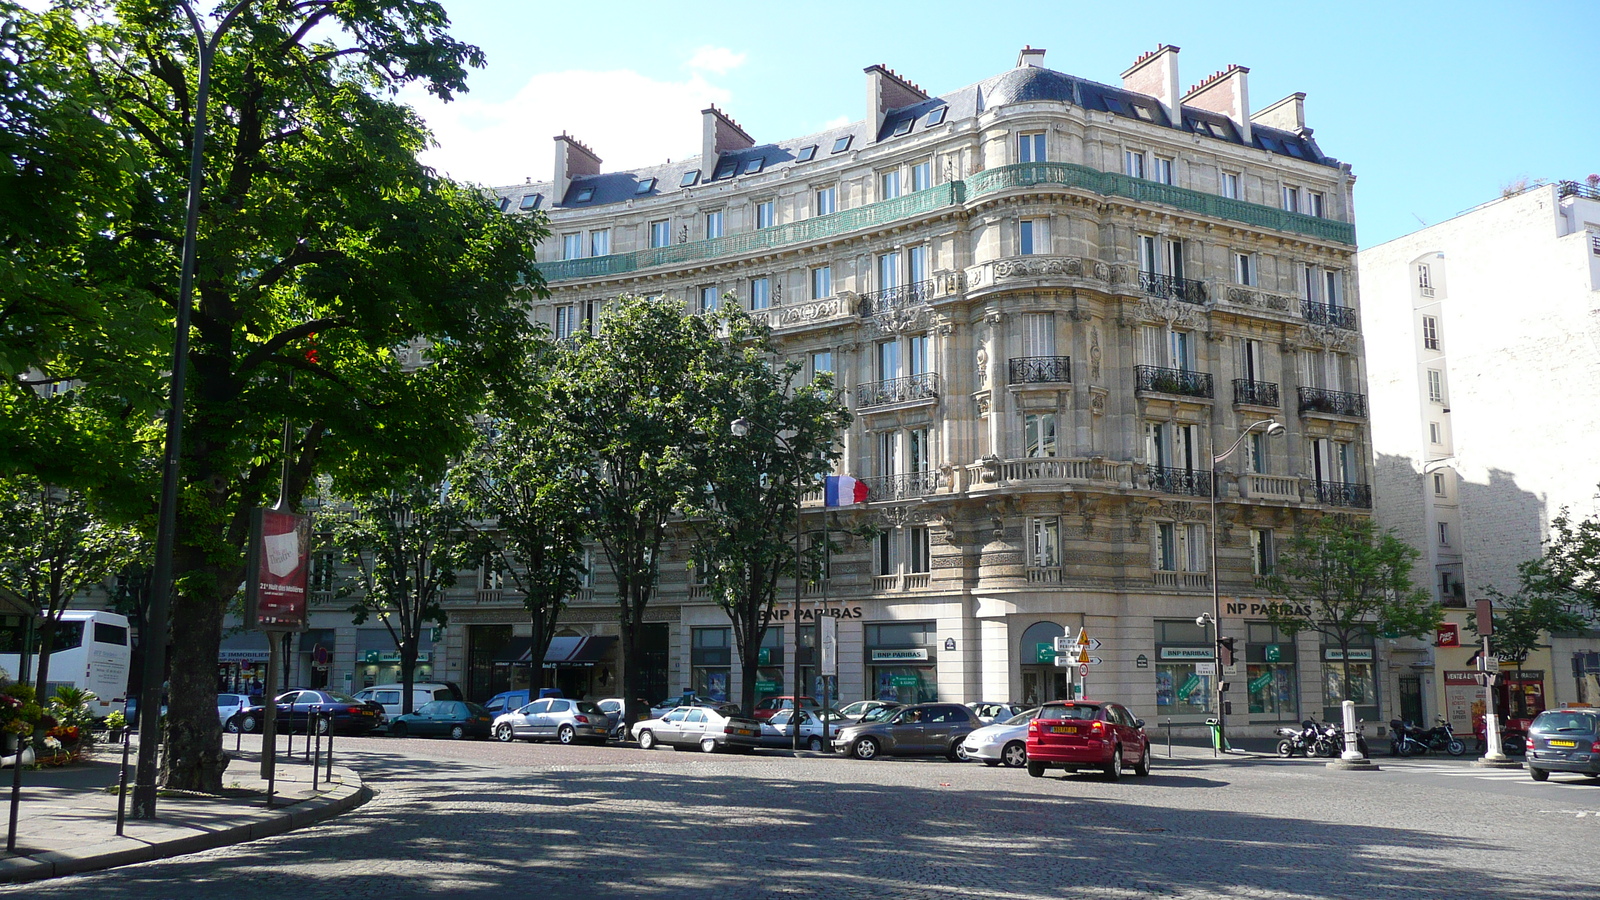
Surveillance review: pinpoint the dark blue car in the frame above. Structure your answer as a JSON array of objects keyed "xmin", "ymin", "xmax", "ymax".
[{"xmin": 231, "ymin": 689, "xmax": 384, "ymax": 735}]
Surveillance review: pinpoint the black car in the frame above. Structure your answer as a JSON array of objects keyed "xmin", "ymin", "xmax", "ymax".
[
  {"xmin": 231, "ymin": 689, "xmax": 385, "ymax": 735},
  {"xmin": 388, "ymin": 700, "xmax": 495, "ymax": 740},
  {"xmin": 1525, "ymin": 708, "xmax": 1600, "ymax": 781}
]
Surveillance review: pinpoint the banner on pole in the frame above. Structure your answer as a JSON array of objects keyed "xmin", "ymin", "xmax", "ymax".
[{"xmin": 247, "ymin": 507, "xmax": 311, "ymax": 632}]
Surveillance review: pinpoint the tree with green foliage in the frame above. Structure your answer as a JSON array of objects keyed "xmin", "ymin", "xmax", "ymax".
[
  {"xmin": 681, "ymin": 309, "xmax": 850, "ymax": 716},
  {"xmin": 547, "ymin": 296, "xmax": 741, "ymax": 721},
  {"xmin": 1469, "ymin": 584, "xmax": 1589, "ymax": 680},
  {"xmin": 41, "ymin": 0, "xmax": 549, "ymax": 791},
  {"xmin": 1520, "ymin": 500, "xmax": 1600, "ymax": 616},
  {"xmin": 1264, "ymin": 516, "xmax": 1440, "ymax": 705},
  {"xmin": 329, "ymin": 478, "xmax": 475, "ymax": 715},
  {"xmin": 456, "ymin": 351, "xmax": 590, "ymax": 691},
  {"xmin": 0, "ymin": 478, "xmax": 145, "ymax": 698}
]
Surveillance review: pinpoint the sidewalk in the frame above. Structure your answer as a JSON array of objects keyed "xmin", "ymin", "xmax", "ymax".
[{"xmin": 0, "ymin": 744, "xmax": 368, "ymax": 884}]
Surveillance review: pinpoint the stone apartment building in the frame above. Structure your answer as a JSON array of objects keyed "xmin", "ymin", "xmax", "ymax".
[
  {"xmin": 244, "ymin": 44, "xmax": 1375, "ymax": 737},
  {"xmin": 1363, "ymin": 181, "xmax": 1600, "ymax": 733}
]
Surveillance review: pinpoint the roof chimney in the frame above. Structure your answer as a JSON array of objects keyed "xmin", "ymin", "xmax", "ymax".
[
  {"xmin": 701, "ymin": 105, "xmax": 755, "ymax": 179},
  {"xmin": 864, "ymin": 64, "xmax": 929, "ymax": 141},
  {"xmin": 1252, "ymin": 92, "xmax": 1309, "ymax": 136},
  {"xmin": 1121, "ymin": 45, "xmax": 1180, "ymax": 125},
  {"xmin": 553, "ymin": 133, "xmax": 602, "ymax": 201},
  {"xmin": 1183, "ymin": 64, "xmax": 1251, "ymax": 144},
  {"xmin": 1016, "ymin": 45, "xmax": 1047, "ymax": 68}
]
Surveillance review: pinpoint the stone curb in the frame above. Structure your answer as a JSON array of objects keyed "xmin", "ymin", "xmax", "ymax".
[{"xmin": 0, "ymin": 768, "xmax": 371, "ymax": 885}]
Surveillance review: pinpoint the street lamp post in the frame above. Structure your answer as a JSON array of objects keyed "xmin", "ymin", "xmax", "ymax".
[
  {"xmin": 730, "ymin": 416, "xmax": 806, "ymax": 752},
  {"xmin": 1209, "ymin": 418, "xmax": 1286, "ymax": 753}
]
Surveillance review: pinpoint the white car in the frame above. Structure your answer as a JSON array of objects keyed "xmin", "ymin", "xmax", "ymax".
[
  {"xmin": 758, "ymin": 709, "xmax": 845, "ymax": 752},
  {"xmin": 960, "ymin": 707, "xmax": 1040, "ymax": 767},
  {"xmin": 966, "ymin": 701, "xmax": 1026, "ymax": 725},
  {"xmin": 632, "ymin": 706, "xmax": 764, "ymax": 753},
  {"xmin": 218, "ymin": 693, "xmax": 262, "ymax": 732},
  {"xmin": 492, "ymin": 698, "xmax": 611, "ymax": 744}
]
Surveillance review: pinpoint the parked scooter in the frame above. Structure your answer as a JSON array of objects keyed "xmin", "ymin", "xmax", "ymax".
[{"xmin": 1275, "ymin": 717, "xmax": 1323, "ymax": 757}]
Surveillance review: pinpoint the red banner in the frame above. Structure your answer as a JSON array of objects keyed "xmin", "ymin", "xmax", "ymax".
[
  {"xmin": 247, "ymin": 507, "xmax": 311, "ymax": 631},
  {"xmin": 1435, "ymin": 623, "xmax": 1460, "ymax": 647}
]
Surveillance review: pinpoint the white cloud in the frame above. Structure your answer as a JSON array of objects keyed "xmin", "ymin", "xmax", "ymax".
[
  {"xmin": 823, "ymin": 115, "xmax": 851, "ymax": 129},
  {"xmin": 404, "ymin": 68, "xmax": 732, "ymax": 188},
  {"xmin": 686, "ymin": 46, "xmax": 747, "ymax": 76}
]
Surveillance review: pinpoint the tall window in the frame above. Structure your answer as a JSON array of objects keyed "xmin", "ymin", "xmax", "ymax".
[
  {"xmin": 811, "ymin": 351, "xmax": 833, "ymax": 379},
  {"xmin": 1311, "ymin": 438, "xmax": 1352, "ymax": 484},
  {"xmin": 1417, "ymin": 264, "xmax": 1432, "ymax": 290},
  {"xmin": 1438, "ymin": 522, "xmax": 1451, "ymax": 546},
  {"xmin": 1302, "ymin": 264, "xmax": 1321, "ymax": 303},
  {"xmin": 1031, "ymin": 517, "xmax": 1061, "ymax": 567},
  {"xmin": 1240, "ymin": 338, "xmax": 1264, "ymax": 384},
  {"xmin": 310, "ymin": 550, "xmax": 336, "ymax": 592},
  {"xmin": 1323, "ymin": 270, "xmax": 1342, "ymax": 307},
  {"xmin": 1427, "ymin": 369, "xmax": 1444, "ymax": 403},
  {"xmin": 1221, "ymin": 172, "xmax": 1240, "ymax": 200},
  {"xmin": 906, "ymin": 334, "xmax": 929, "ymax": 376},
  {"xmin": 1234, "ymin": 252, "xmax": 1254, "ymax": 285},
  {"xmin": 908, "ymin": 244, "xmax": 930, "ymax": 284},
  {"xmin": 1282, "ymin": 186, "xmax": 1300, "ymax": 213},
  {"xmin": 875, "ymin": 339, "xmax": 901, "ymax": 381},
  {"xmin": 1309, "ymin": 192, "xmax": 1326, "ymax": 218},
  {"xmin": 1138, "ymin": 234, "xmax": 1158, "ymax": 274},
  {"xmin": 561, "ymin": 233, "xmax": 582, "ymax": 260},
  {"xmin": 755, "ymin": 200, "xmax": 774, "ymax": 230},
  {"xmin": 1022, "ymin": 313, "xmax": 1055, "ymax": 357},
  {"xmin": 1124, "ymin": 149, "xmax": 1145, "ymax": 179},
  {"xmin": 811, "ymin": 265, "xmax": 832, "ymax": 299},
  {"xmin": 1433, "ymin": 472, "xmax": 1446, "ymax": 496},
  {"xmin": 554, "ymin": 304, "xmax": 578, "ymax": 340},
  {"xmin": 649, "ymin": 220, "xmax": 671, "ymax": 248},
  {"xmin": 1251, "ymin": 528, "xmax": 1275, "ymax": 575},
  {"xmin": 480, "ymin": 560, "xmax": 503, "ymax": 591},
  {"xmin": 1153, "ymin": 156, "xmax": 1174, "ymax": 185},
  {"xmin": 704, "ymin": 211, "xmax": 723, "ymax": 239},
  {"xmin": 1186, "ymin": 524, "xmax": 1208, "ymax": 572},
  {"xmin": 876, "ymin": 531, "xmax": 899, "ymax": 576},
  {"xmin": 880, "ymin": 169, "xmax": 901, "ymax": 200},
  {"xmin": 1018, "ymin": 132, "xmax": 1046, "ymax": 163},
  {"xmin": 1422, "ymin": 316, "xmax": 1440, "ymax": 350},
  {"xmin": 877, "ymin": 252, "xmax": 900, "ymax": 291},
  {"xmin": 1429, "ymin": 422, "xmax": 1442, "ymax": 444},
  {"xmin": 589, "ymin": 229, "xmax": 610, "ymax": 257},
  {"xmin": 877, "ymin": 430, "xmax": 899, "ymax": 477},
  {"xmin": 1245, "ymin": 431, "xmax": 1268, "ymax": 474},
  {"xmin": 750, "ymin": 277, "xmax": 771, "ymax": 311},
  {"xmin": 1165, "ymin": 238, "xmax": 1185, "ymax": 280},
  {"xmin": 1155, "ymin": 522, "xmax": 1178, "ymax": 571},
  {"xmin": 815, "ymin": 186, "xmax": 836, "ymax": 217},
  {"xmin": 1142, "ymin": 325, "xmax": 1195, "ymax": 371},
  {"xmin": 1019, "ymin": 218, "xmax": 1043, "ymax": 255},
  {"xmin": 911, "ymin": 161, "xmax": 932, "ymax": 192},
  {"xmin": 907, "ymin": 427, "xmax": 931, "ymax": 473},
  {"xmin": 699, "ymin": 285, "xmax": 719, "ymax": 314},
  {"xmin": 908, "ymin": 527, "xmax": 930, "ymax": 574},
  {"xmin": 1025, "ymin": 413, "xmax": 1057, "ymax": 458},
  {"xmin": 1146, "ymin": 421, "xmax": 1196, "ymax": 470}
]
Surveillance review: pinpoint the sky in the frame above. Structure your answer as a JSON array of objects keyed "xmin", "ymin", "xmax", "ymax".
[{"xmin": 398, "ymin": 0, "xmax": 1598, "ymax": 249}]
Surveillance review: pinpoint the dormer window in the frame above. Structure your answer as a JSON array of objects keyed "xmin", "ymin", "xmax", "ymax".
[
  {"xmin": 572, "ymin": 185, "xmax": 595, "ymax": 203},
  {"xmin": 1132, "ymin": 105, "xmax": 1154, "ymax": 121},
  {"xmin": 680, "ymin": 170, "xmax": 700, "ymax": 188},
  {"xmin": 924, "ymin": 106, "xmax": 948, "ymax": 127},
  {"xmin": 891, "ymin": 117, "xmax": 914, "ymax": 137},
  {"xmin": 831, "ymin": 135, "xmax": 853, "ymax": 153},
  {"xmin": 796, "ymin": 145, "xmax": 817, "ymax": 163},
  {"xmin": 519, "ymin": 193, "xmax": 542, "ymax": 210},
  {"xmin": 635, "ymin": 178, "xmax": 656, "ymax": 195},
  {"xmin": 713, "ymin": 158, "xmax": 737, "ymax": 179},
  {"xmin": 741, "ymin": 157, "xmax": 765, "ymax": 175}
]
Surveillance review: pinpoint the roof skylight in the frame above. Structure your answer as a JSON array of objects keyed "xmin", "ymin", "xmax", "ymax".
[
  {"xmin": 831, "ymin": 135, "xmax": 852, "ymax": 153},
  {"xmin": 742, "ymin": 157, "xmax": 765, "ymax": 175},
  {"xmin": 680, "ymin": 170, "xmax": 700, "ymax": 188},
  {"xmin": 796, "ymin": 145, "xmax": 817, "ymax": 162},
  {"xmin": 891, "ymin": 117, "xmax": 913, "ymax": 137},
  {"xmin": 572, "ymin": 185, "xmax": 595, "ymax": 203},
  {"xmin": 925, "ymin": 106, "xmax": 948, "ymax": 127},
  {"xmin": 635, "ymin": 178, "xmax": 656, "ymax": 194},
  {"xmin": 518, "ymin": 193, "xmax": 542, "ymax": 210}
]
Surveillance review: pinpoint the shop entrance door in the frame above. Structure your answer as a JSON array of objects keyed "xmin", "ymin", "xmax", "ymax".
[{"xmin": 1021, "ymin": 667, "xmax": 1070, "ymax": 707}]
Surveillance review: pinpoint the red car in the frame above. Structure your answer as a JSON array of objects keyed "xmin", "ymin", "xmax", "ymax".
[
  {"xmin": 1025, "ymin": 700, "xmax": 1151, "ymax": 780},
  {"xmin": 751, "ymin": 696, "xmax": 822, "ymax": 721}
]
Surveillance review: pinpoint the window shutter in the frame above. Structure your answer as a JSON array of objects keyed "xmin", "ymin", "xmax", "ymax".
[{"xmin": 1142, "ymin": 326, "xmax": 1164, "ymax": 367}]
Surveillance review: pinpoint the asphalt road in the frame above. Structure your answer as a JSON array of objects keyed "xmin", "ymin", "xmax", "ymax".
[{"xmin": 4, "ymin": 734, "xmax": 1597, "ymax": 900}]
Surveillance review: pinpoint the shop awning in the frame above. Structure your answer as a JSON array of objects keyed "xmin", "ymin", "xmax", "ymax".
[{"xmin": 492, "ymin": 636, "xmax": 617, "ymax": 668}]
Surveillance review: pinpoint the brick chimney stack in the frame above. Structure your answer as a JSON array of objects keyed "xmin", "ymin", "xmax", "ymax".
[
  {"xmin": 701, "ymin": 105, "xmax": 754, "ymax": 179},
  {"xmin": 1121, "ymin": 45, "xmax": 1180, "ymax": 125},
  {"xmin": 1183, "ymin": 64, "xmax": 1252, "ymax": 144},
  {"xmin": 864, "ymin": 64, "xmax": 929, "ymax": 142},
  {"xmin": 553, "ymin": 133, "xmax": 602, "ymax": 202}
]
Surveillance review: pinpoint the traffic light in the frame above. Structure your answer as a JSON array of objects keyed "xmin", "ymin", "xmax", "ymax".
[{"xmin": 1217, "ymin": 637, "xmax": 1237, "ymax": 668}]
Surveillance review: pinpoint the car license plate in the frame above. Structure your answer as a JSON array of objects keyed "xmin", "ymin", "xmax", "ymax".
[
  {"xmin": 1052, "ymin": 726, "xmax": 1076, "ymax": 734},
  {"xmin": 737, "ymin": 729, "xmax": 753, "ymax": 735},
  {"xmin": 1549, "ymin": 739, "xmax": 1578, "ymax": 748}
]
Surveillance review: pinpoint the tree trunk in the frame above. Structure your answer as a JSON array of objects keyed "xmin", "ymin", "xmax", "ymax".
[
  {"xmin": 399, "ymin": 636, "xmax": 417, "ymax": 715},
  {"xmin": 160, "ymin": 568, "xmax": 229, "ymax": 793},
  {"xmin": 32, "ymin": 618, "xmax": 56, "ymax": 704}
]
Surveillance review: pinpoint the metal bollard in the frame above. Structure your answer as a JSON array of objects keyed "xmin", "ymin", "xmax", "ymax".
[
  {"xmin": 235, "ymin": 716, "xmax": 242, "ymax": 753},
  {"xmin": 115, "ymin": 729, "xmax": 131, "ymax": 835},
  {"xmin": 1164, "ymin": 718, "xmax": 1173, "ymax": 758},
  {"xmin": 312, "ymin": 719, "xmax": 321, "ymax": 791},
  {"xmin": 325, "ymin": 715, "xmax": 334, "ymax": 782}
]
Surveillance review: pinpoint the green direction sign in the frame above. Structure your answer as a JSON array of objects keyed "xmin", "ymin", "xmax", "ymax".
[
  {"xmin": 1264, "ymin": 644, "xmax": 1282, "ymax": 663},
  {"xmin": 1176, "ymin": 673, "xmax": 1202, "ymax": 701},
  {"xmin": 1249, "ymin": 671, "xmax": 1274, "ymax": 693},
  {"xmin": 755, "ymin": 680, "xmax": 779, "ymax": 693},
  {"xmin": 1035, "ymin": 643, "xmax": 1056, "ymax": 664},
  {"xmin": 890, "ymin": 675, "xmax": 920, "ymax": 687}
]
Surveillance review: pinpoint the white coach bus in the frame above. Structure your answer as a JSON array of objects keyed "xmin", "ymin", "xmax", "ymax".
[{"xmin": 0, "ymin": 610, "xmax": 131, "ymax": 718}]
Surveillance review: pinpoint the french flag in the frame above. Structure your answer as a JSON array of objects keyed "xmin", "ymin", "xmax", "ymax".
[{"xmin": 824, "ymin": 475, "xmax": 870, "ymax": 507}]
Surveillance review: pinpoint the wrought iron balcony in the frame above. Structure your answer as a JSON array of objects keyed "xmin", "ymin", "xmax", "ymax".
[
  {"xmin": 1138, "ymin": 271, "xmax": 1207, "ymax": 305},
  {"xmin": 1135, "ymin": 365, "xmax": 1213, "ymax": 399},
  {"xmin": 1313, "ymin": 480, "xmax": 1373, "ymax": 509},
  {"xmin": 1008, "ymin": 355, "xmax": 1072, "ymax": 385},
  {"xmin": 1233, "ymin": 379, "xmax": 1280, "ymax": 407},
  {"xmin": 865, "ymin": 470, "xmax": 939, "ymax": 502},
  {"xmin": 1303, "ymin": 300, "xmax": 1358, "ymax": 330},
  {"xmin": 856, "ymin": 372, "xmax": 940, "ymax": 409},
  {"xmin": 1298, "ymin": 387, "xmax": 1367, "ymax": 418},
  {"xmin": 1146, "ymin": 465, "xmax": 1212, "ymax": 497},
  {"xmin": 858, "ymin": 279, "xmax": 937, "ymax": 317}
]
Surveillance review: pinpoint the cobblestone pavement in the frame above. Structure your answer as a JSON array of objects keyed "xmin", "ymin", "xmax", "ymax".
[{"xmin": 4, "ymin": 735, "xmax": 1597, "ymax": 899}]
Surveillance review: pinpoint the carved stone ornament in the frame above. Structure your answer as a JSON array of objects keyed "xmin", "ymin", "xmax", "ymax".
[
  {"xmin": 975, "ymin": 393, "xmax": 991, "ymax": 416},
  {"xmin": 1090, "ymin": 327, "xmax": 1102, "ymax": 380},
  {"xmin": 772, "ymin": 281, "xmax": 782, "ymax": 305},
  {"xmin": 1089, "ymin": 392, "xmax": 1106, "ymax": 416},
  {"xmin": 1139, "ymin": 295, "xmax": 1206, "ymax": 329},
  {"xmin": 975, "ymin": 344, "xmax": 988, "ymax": 387},
  {"xmin": 678, "ymin": 224, "xmax": 689, "ymax": 244},
  {"xmin": 872, "ymin": 305, "xmax": 931, "ymax": 336},
  {"xmin": 930, "ymin": 554, "xmax": 967, "ymax": 569},
  {"xmin": 1299, "ymin": 323, "xmax": 1355, "ymax": 352},
  {"xmin": 881, "ymin": 506, "xmax": 933, "ymax": 528},
  {"xmin": 992, "ymin": 256, "xmax": 1085, "ymax": 281},
  {"xmin": 776, "ymin": 298, "xmax": 840, "ymax": 327},
  {"xmin": 1226, "ymin": 287, "xmax": 1294, "ymax": 313},
  {"xmin": 965, "ymin": 264, "xmax": 988, "ymax": 289},
  {"xmin": 1157, "ymin": 500, "xmax": 1198, "ymax": 522},
  {"xmin": 1107, "ymin": 263, "xmax": 1131, "ymax": 285}
]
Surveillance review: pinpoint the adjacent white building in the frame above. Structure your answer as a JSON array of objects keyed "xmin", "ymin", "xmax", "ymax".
[{"xmin": 1362, "ymin": 180, "xmax": 1600, "ymax": 726}]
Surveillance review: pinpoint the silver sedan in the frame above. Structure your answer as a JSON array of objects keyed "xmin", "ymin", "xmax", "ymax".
[
  {"xmin": 758, "ymin": 709, "xmax": 845, "ymax": 751},
  {"xmin": 960, "ymin": 707, "xmax": 1040, "ymax": 767}
]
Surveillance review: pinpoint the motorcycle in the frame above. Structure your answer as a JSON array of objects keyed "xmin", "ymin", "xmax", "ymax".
[
  {"xmin": 1275, "ymin": 718, "xmax": 1323, "ymax": 757},
  {"xmin": 1390, "ymin": 718, "xmax": 1464, "ymax": 756},
  {"xmin": 1316, "ymin": 719, "xmax": 1371, "ymax": 758}
]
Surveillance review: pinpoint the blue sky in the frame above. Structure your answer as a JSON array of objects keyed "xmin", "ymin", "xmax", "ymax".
[{"xmin": 405, "ymin": 0, "xmax": 1597, "ymax": 248}]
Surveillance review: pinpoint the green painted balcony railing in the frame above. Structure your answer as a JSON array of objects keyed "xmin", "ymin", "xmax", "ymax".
[
  {"xmin": 537, "ymin": 183, "xmax": 960, "ymax": 282},
  {"xmin": 964, "ymin": 163, "xmax": 1356, "ymax": 245},
  {"xmin": 537, "ymin": 162, "xmax": 1353, "ymax": 283}
]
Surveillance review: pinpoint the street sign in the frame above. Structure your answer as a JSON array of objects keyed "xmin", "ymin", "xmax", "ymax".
[
  {"xmin": 1076, "ymin": 629, "xmax": 1092, "ymax": 648},
  {"xmin": 1483, "ymin": 655, "xmax": 1500, "ymax": 672},
  {"xmin": 1054, "ymin": 636, "xmax": 1073, "ymax": 653},
  {"xmin": 1077, "ymin": 647, "xmax": 1090, "ymax": 664},
  {"xmin": 1078, "ymin": 657, "xmax": 1103, "ymax": 666},
  {"xmin": 1196, "ymin": 662, "xmax": 1216, "ymax": 676},
  {"xmin": 1053, "ymin": 652, "xmax": 1070, "ymax": 668},
  {"xmin": 1079, "ymin": 664, "xmax": 1089, "ymax": 677},
  {"xmin": 1035, "ymin": 642, "xmax": 1056, "ymax": 663}
]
